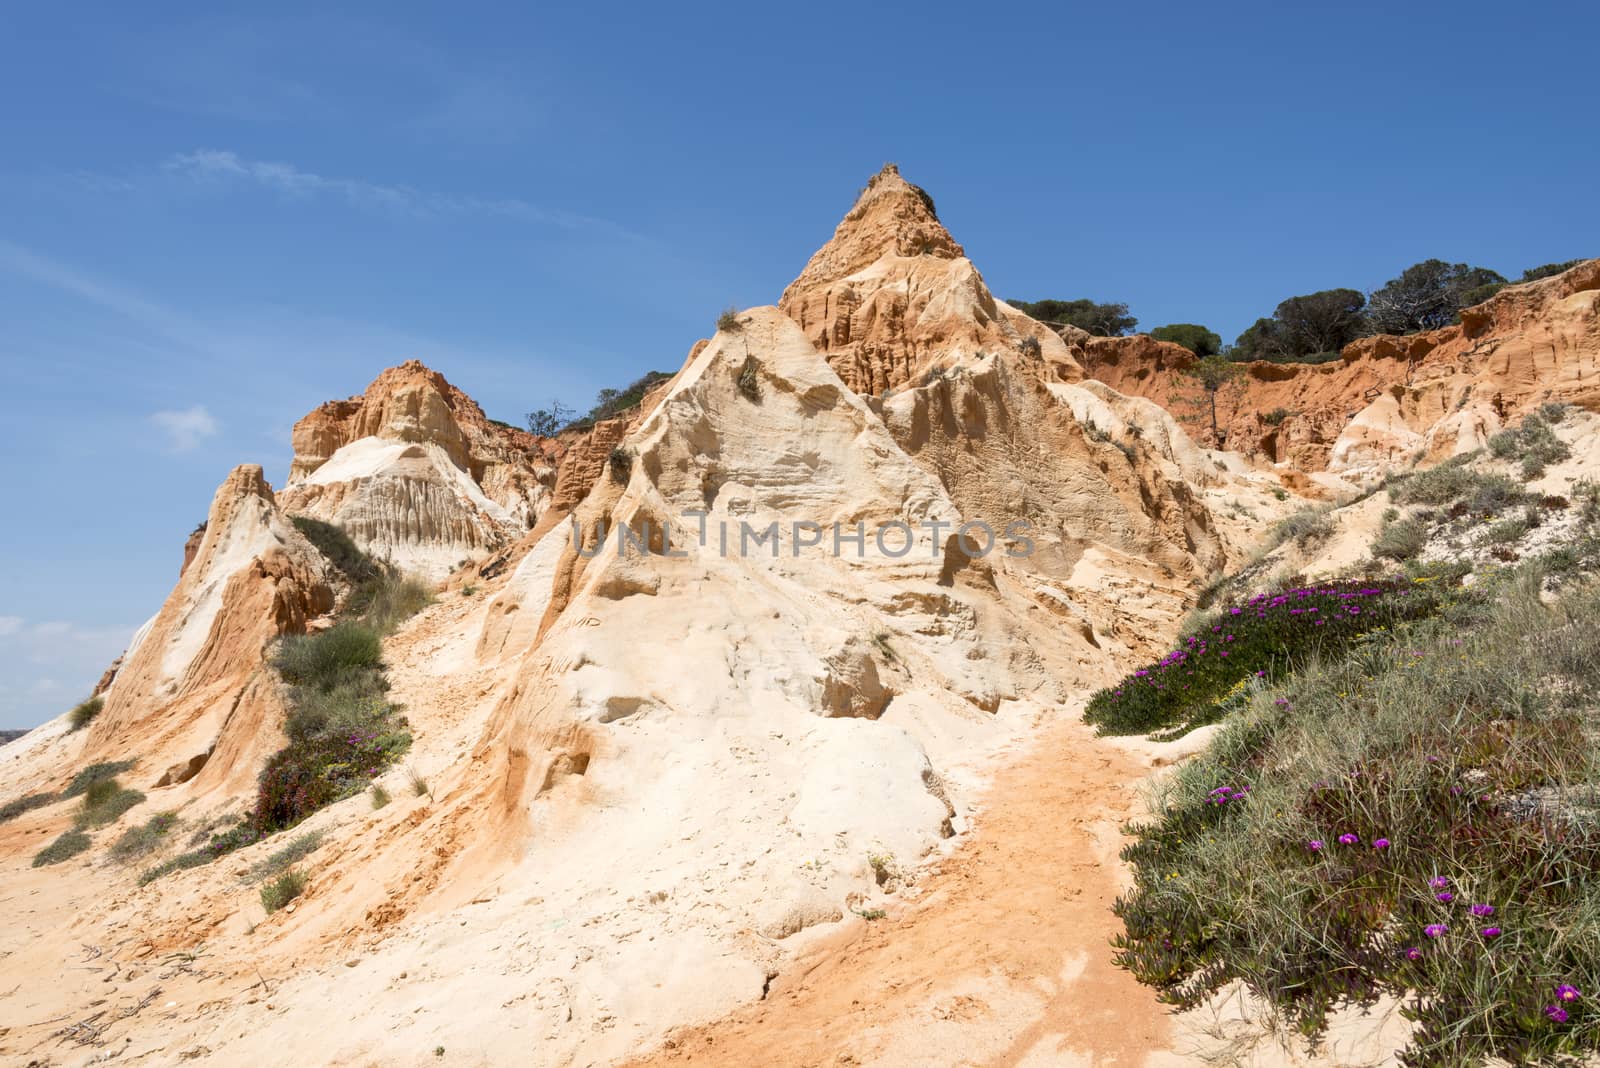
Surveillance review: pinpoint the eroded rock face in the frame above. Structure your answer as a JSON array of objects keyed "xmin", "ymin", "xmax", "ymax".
[
  {"xmin": 82, "ymin": 464, "xmax": 335, "ymax": 799},
  {"xmin": 778, "ymin": 164, "xmax": 1080, "ymax": 395},
  {"xmin": 280, "ymin": 360, "xmax": 556, "ymax": 579},
  {"xmin": 1076, "ymin": 259, "xmax": 1600, "ymax": 476}
]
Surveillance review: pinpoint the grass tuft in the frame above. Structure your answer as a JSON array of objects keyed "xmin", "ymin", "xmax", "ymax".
[
  {"xmin": 68, "ymin": 696, "xmax": 104, "ymax": 731},
  {"xmin": 33, "ymin": 830, "xmax": 92, "ymax": 867},
  {"xmin": 260, "ymin": 869, "xmax": 307, "ymax": 914}
]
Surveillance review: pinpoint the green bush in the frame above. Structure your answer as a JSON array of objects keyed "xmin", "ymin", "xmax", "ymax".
[
  {"xmin": 1112, "ymin": 574, "xmax": 1600, "ymax": 1066},
  {"xmin": 272, "ymin": 623, "xmax": 384, "ymax": 691},
  {"xmin": 608, "ymin": 446, "xmax": 633, "ymax": 484},
  {"xmin": 68, "ymin": 696, "xmax": 104, "ymax": 731},
  {"xmin": 139, "ymin": 823, "xmax": 265, "ymax": 885},
  {"xmin": 1261, "ymin": 407, "xmax": 1295, "ymax": 427},
  {"xmin": 1373, "ymin": 517, "xmax": 1429, "ymax": 561},
  {"xmin": 347, "ymin": 572, "xmax": 432, "ymax": 634},
  {"xmin": 1083, "ymin": 573, "xmax": 1465, "ymax": 737},
  {"xmin": 109, "ymin": 812, "xmax": 178, "ymax": 862},
  {"xmin": 290, "ymin": 517, "xmax": 382, "ymax": 584},
  {"xmin": 63, "ymin": 759, "xmax": 137, "ymax": 797},
  {"xmin": 0, "ymin": 791, "xmax": 58, "ymax": 823},
  {"xmin": 1489, "ymin": 412, "xmax": 1572, "ymax": 480},
  {"xmin": 74, "ymin": 777, "xmax": 145, "ymax": 829},
  {"xmin": 1264, "ymin": 508, "xmax": 1335, "ymax": 552},
  {"xmin": 242, "ymin": 831, "xmax": 324, "ymax": 885},
  {"xmin": 1150, "ymin": 323, "xmax": 1221, "ymax": 357},
  {"xmin": 260, "ymin": 870, "xmax": 307, "ymax": 914},
  {"xmin": 33, "ymin": 830, "xmax": 92, "ymax": 867}
]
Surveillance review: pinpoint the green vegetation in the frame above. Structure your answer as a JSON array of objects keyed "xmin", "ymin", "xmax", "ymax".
[
  {"xmin": 1263, "ymin": 507, "xmax": 1334, "ymax": 553},
  {"xmin": 1111, "ymin": 567, "xmax": 1600, "ymax": 1066},
  {"xmin": 608, "ymin": 446, "xmax": 634, "ymax": 484},
  {"xmin": 1149, "ymin": 323, "xmax": 1221, "ymax": 356},
  {"xmin": 525, "ymin": 370, "xmax": 673, "ymax": 437},
  {"xmin": 1261, "ymin": 407, "xmax": 1295, "ymax": 427},
  {"xmin": 737, "ymin": 356, "xmax": 761, "ymax": 401},
  {"xmin": 1231, "ymin": 289, "xmax": 1367, "ymax": 363},
  {"xmin": 1180, "ymin": 354, "xmax": 1245, "ymax": 443},
  {"xmin": 1490, "ymin": 409, "xmax": 1572, "ymax": 480},
  {"xmin": 32, "ymin": 830, "xmax": 92, "ymax": 867},
  {"xmin": 717, "ymin": 307, "xmax": 742, "ymax": 332},
  {"xmin": 1521, "ymin": 260, "xmax": 1582, "ymax": 283},
  {"xmin": 0, "ymin": 791, "xmax": 58, "ymax": 823},
  {"xmin": 1008, "ymin": 298, "xmax": 1137, "ymax": 337},
  {"xmin": 370, "ymin": 784, "xmax": 390, "ymax": 809},
  {"xmin": 291, "ymin": 517, "xmax": 381, "ymax": 584},
  {"xmin": 108, "ymin": 812, "xmax": 178, "ymax": 862},
  {"xmin": 260, "ymin": 869, "xmax": 307, "ymax": 914},
  {"xmin": 242, "ymin": 830, "xmax": 325, "ymax": 885},
  {"xmin": 1365, "ymin": 259, "xmax": 1508, "ymax": 335},
  {"xmin": 1084, "ymin": 573, "xmax": 1466, "ymax": 738},
  {"xmin": 68, "ymin": 762, "xmax": 138, "ymax": 798},
  {"xmin": 74, "ymin": 777, "xmax": 145, "ymax": 828},
  {"xmin": 68, "ymin": 695, "xmax": 104, "ymax": 732},
  {"xmin": 1372, "ymin": 516, "xmax": 1429, "ymax": 561}
]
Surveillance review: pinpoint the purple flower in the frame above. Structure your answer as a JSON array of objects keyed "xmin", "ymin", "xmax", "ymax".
[
  {"xmin": 1470, "ymin": 904, "xmax": 1495, "ymax": 917},
  {"xmin": 1424, "ymin": 924, "xmax": 1448, "ymax": 938},
  {"xmin": 1372, "ymin": 838, "xmax": 1391, "ymax": 850},
  {"xmin": 1307, "ymin": 839, "xmax": 1325, "ymax": 852},
  {"xmin": 1429, "ymin": 876, "xmax": 1450, "ymax": 889},
  {"xmin": 1546, "ymin": 1005, "xmax": 1570, "ymax": 1024},
  {"xmin": 1404, "ymin": 947, "xmax": 1422, "ymax": 961},
  {"xmin": 1480, "ymin": 927, "xmax": 1501, "ymax": 938},
  {"xmin": 1556, "ymin": 984, "xmax": 1581, "ymax": 1002},
  {"xmin": 1338, "ymin": 833, "xmax": 1359, "ymax": 845},
  {"xmin": 1436, "ymin": 892, "xmax": 1454, "ymax": 903}
]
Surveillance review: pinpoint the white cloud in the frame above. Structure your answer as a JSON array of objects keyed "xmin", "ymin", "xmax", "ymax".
[
  {"xmin": 0, "ymin": 616, "xmax": 22, "ymax": 637},
  {"xmin": 0, "ymin": 616, "xmax": 136, "ymax": 728},
  {"xmin": 162, "ymin": 149, "xmax": 637, "ymax": 236},
  {"xmin": 151, "ymin": 405, "xmax": 219, "ymax": 451}
]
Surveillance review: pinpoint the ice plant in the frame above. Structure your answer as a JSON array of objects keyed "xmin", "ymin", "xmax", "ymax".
[
  {"xmin": 1404, "ymin": 947, "xmax": 1422, "ymax": 961},
  {"xmin": 1424, "ymin": 924, "xmax": 1448, "ymax": 938},
  {"xmin": 1470, "ymin": 904, "xmax": 1494, "ymax": 917},
  {"xmin": 1436, "ymin": 892, "xmax": 1454, "ymax": 903},
  {"xmin": 1306, "ymin": 839, "xmax": 1324, "ymax": 852},
  {"xmin": 1546, "ymin": 1005, "xmax": 1570, "ymax": 1024},
  {"xmin": 1372, "ymin": 838, "xmax": 1390, "ymax": 849},
  {"xmin": 1557, "ymin": 984, "xmax": 1581, "ymax": 1002},
  {"xmin": 1429, "ymin": 876, "xmax": 1449, "ymax": 889},
  {"xmin": 1480, "ymin": 927, "xmax": 1501, "ymax": 938},
  {"xmin": 1338, "ymin": 833, "xmax": 1359, "ymax": 845}
]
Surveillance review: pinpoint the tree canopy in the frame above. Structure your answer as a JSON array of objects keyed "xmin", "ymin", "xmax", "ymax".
[
  {"xmin": 1364, "ymin": 259, "xmax": 1506, "ymax": 335},
  {"xmin": 1009, "ymin": 298, "xmax": 1137, "ymax": 337},
  {"xmin": 1231, "ymin": 288, "xmax": 1367, "ymax": 362},
  {"xmin": 1149, "ymin": 323, "xmax": 1221, "ymax": 356}
]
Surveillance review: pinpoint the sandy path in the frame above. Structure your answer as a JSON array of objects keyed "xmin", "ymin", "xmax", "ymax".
[{"xmin": 621, "ymin": 711, "xmax": 1187, "ymax": 1068}]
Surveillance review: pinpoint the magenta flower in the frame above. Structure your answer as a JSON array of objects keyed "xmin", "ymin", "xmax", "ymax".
[
  {"xmin": 1424, "ymin": 924, "xmax": 1448, "ymax": 938},
  {"xmin": 1372, "ymin": 838, "xmax": 1390, "ymax": 850},
  {"xmin": 1338, "ymin": 833, "xmax": 1359, "ymax": 845},
  {"xmin": 1429, "ymin": 876, "xmax": 1449, "ymax": 889},
  {"xmin": 1480, "ymin": 927, "xmax": 1501, "ymax": 938},
  {"xmin": 1404, "ymin": 947, "xmax": 1422, "ymax": 961},
  {"xmin": 1556, "ymin": 984, "xmax": 1581, "ymax": 1002},
  {"xmin": 1546, "ymin": 1005, "xmax": 1570, "ymax": 1023},
  {"xmin": 1436, "ymin": 892, "xmax": 1454, "ymax": 903},
  {"xmin": 1307, "ymin": 839, "xmax": 1325, "ymax": 852},
  {"xmin": 1470, "ymin": 904, "xmax": 1495, "ymax": 917}
]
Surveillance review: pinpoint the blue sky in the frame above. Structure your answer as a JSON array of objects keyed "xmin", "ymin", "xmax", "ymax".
[{"xmin": 1, "ymin": 1, "xmax": 1596, "ymax": 727}]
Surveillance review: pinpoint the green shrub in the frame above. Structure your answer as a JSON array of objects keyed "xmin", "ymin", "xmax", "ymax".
[
  {"xmin": 272, "ymin": 623, "xmax": 384, "ymax": 691},
  {"xmin": 717, "ymin": 307, "xmax": 741, "ymax": 332},
  {"xmin": 260, "ymin": 870, "xmax": 307, "ymax": 914},
  {"xmin": 608, "ymin": 446, "xmax": 633, "ymax": 484},
  {"xmin": 370, "ymin": 784, "xmax": 390, "ymax": 809},
  {"xmin": 67, "ymin": 696, "xmax": 104, "ymax": 731},
  {"xmin": 1261, "ymin": 407, "xmax": 1295, "ymax": 426},
  {"xmin": 74, "ymin": 778, "xmax": 145, "ymax": 828},
  {"xmin": 1489, "ymin": 412, "xmax": 1572, "ymax": 480},
  {"xmin": 242, "ymin": 830, "xmax": 324, "ymax": 884},
  {"xmin": 347, "ymin": 572, "xmax": 432, "ymax": 634},
  {"xmin": 737, "ymin": 356, "xmax": 761, "ymax": 401},
  {"xmin": 63, "ymin": 759, "xmax": 137, "ymax": 797},
  {"xmin": 0, "ymin": 791, "xmax": 58, "ymax": 823},
  {"xmin": 109, "ymin": 812, "xmax": 178, "ymax": 862},
  {"xmin": 1111, "ymin": 575, "xmax": 1600, "ymax": 1066},
  {"xmin": 1017, "ymin": 335, "xmax": 1042, "ymax": 358},
  {"xmin": 1373, "ymin": 517, "xmax": 1429, "ymax": 561},
  {"xmin": 139, "ymin": 823, "xmax": 265, "ymax": 885},
  {"xmin": 1083, "ymin": 574, "xmax": 1465, "ymax": 737},
  {"xmin": 290, "ymin": 517, "xmax": 382, "ymax": 584},
  {"xmin": 33, "ymin": 830, "xmax": 92, "ymax": 867},
  {"xmin": 1264, "ymin": 508, "xmax": 1334, "ymax": 552}
]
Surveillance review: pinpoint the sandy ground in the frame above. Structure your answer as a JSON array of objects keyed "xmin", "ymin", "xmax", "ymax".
[{"xmin": 617, "ymin": 710, "xmax": 1203, "ymax": 1068}]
